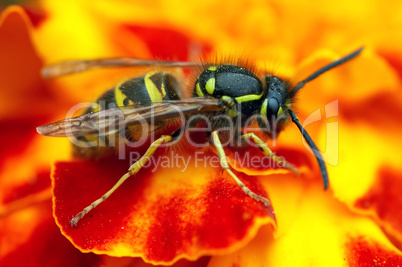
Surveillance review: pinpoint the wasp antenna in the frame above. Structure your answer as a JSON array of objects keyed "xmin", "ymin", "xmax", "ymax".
[
  {"xmin": 291, "ymin": 47, "xmax": 364, "ymax": 95},
  {"xmin": 288, "ymin": 109, "xmax": 329, "ymax": 189}
]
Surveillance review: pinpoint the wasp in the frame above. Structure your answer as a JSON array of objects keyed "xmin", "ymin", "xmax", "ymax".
[{"xmin": 37, "ymin": 47, "xmax": 363, "ymax": 226}]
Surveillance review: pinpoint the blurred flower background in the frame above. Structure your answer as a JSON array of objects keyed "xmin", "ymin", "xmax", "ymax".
[{"xmin": 0, "ymin": 0, "xmax": 402, "ymax": 266}]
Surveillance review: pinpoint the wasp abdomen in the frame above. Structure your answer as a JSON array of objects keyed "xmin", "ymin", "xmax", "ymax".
[
  {"xmin": 115, "ymin": 72, "xmax": 181, "ymax": 107},
  {"xmin": 73, "ymin": 72, "xmax": 182, "ymax": 159},
  {"xmin": 88, "ymin": 72, "xmax": 181, "ymax": 112}
]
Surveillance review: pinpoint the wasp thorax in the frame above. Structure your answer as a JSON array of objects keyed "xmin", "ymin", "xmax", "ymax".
[{"xmin": 194, "ymin": 65, "xmax": 264, "ymax": 116}]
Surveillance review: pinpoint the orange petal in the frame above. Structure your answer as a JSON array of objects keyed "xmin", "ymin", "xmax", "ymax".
[
  {"xmin": 289, "ymin": 42, "xmax": 402, "ymax": 247},
  {"xmin": 0, "ymin": 6, "xmax": 48, "ymax": 120},
  {"xmin": 346, "ymin": 236, "xmax": 402, "ymax": 266},
  {"xmin": 354, "ymin": 167, "xmax": 402, "ymax": 245},
  {"xmin": 19, "ymin": 5, "xmax": 47, "ymax": 28},
  {"xmin": 31, "ymin": 1, "xmax": 151, "ymax": 104},
  {"xmin": 115, "ymin": 24, "xmax": 212, "ymax": 61},
  {"xmin": 52, "ymin": 149, "xmax": 276, "ymax": 264},
  {"xmin": 99, "ymin": 255, "xmax": 211, "ymax": 267},
  {"xmin": 0, "ymin": 169, "xmax": 51, "ymax": 216},
  {"xmin": 379, "ymin": 49, "xmax": 402, "ymax": 80},
  {"xmin": 326, "ymin": 90, "xmax": 402, "ymax": 242},
  {"xmin": 208, "ymin": 182, "xmax": 402, "ymax": 266},
  {"xmin": 0, "ymin": 6, "xmax": 70, "ymax": 215},
  {"xmin": 0, "ymin": 200, "xmax": 101, "ymax": 266},
  {"xmin": 34, "ymin": 1, "xmax": 117, "ymax": 62},
  {"xmin": 340, "ymin": 92, "xmax": 402, "ymax": 132},
  {"xmin": 293, "ymin": 48, "xmax": 399, "ymax": 113}
]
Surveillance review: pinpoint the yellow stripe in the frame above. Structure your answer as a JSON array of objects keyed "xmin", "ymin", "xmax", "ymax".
[
  {"xmin": 277, "ymin": 107, "xmax": 284, "ymax": 117},
  {"xmin": 235, "ymin": 92, "xmax": 263, "ymax": 103},
  {"xmin": 145, "ymin": 72, "xmax": 165, "ymax": 102},
  {"xmin": 205, "ymin": 78, "xmax": 215, "ymax": 95},
  {"xmin": 208, "ymin": 66, "xmax": 217, "ymax": 71},
  {"xmin": 285, "ymin": 99, "xmax": 292, "ymax": 109},
  {"xmin": 83, "ymin": 134, "xmax": 97, "ymax": 142},
  {"xmin": 161, "ymin": 82, "xmax": 166, "ymax": 99},
  {"xmin": 260, "ymin": 99, "xmax": 268, "ymax": 116},
  {"xmin": 227, "ymin": 109, "xmax": 238, "ymax": 118},
  {"xmin": 196, "ymin": 82, "xmax": 204, "ymax": 97},
  {"xmin": 92, "ymin": 103, "xmax": 101, "ymax": 112},
  {"xmin": 114, "ymin": 79, "xmax": 128, "ymax": 107}
]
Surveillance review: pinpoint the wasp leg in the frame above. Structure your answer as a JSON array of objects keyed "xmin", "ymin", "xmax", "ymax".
[
  {"xmin": 70, "ymin": 135, "xmax": 172, "ymax": 226},
  {"xmin": 211, "ymin": 131, "xmax": 270, "ymax": 206},
  {"xmin": 241, "ymin": 133, "xmax": 299, "ymax": 175}
]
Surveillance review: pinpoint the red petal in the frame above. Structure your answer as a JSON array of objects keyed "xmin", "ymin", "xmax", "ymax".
[
  {"xmin": 0, "ymin": 200, "xmax": 101, "ymax": 267},
  {"xmin": 21, "ymin": 6, "xmax": 47, "ymax": 28},
  {"xmin": 122, "ymin": 25, "xmax": 212, "ymax": 61},
  {"xmin": 379, "ymin": 50, "xmax": 402, "ymax": 81},
  {"xmin": 0, "ymin": 6, "xmax": 52, "ymax": 120},
  {"xmin": 52, "ymin": 149, "xmax": 276, "ymax": 264},
  {"xmin": 209, "ymin": 180, "xmax": 402, "ymax": 266},
  {"xmin": 0, "ymin": 119, "xmax": 39, "ymax": 171},
  {"xmin": 2, "ymin": 169, "xmax": 50, "ymax": 205},
  {"xmin": 340, "ymin": 93, "xmax": 402, "ymax": 132},
  {"xmin": 346, "ymin": 236, "xmax": 402, "ymax": 265},
  {"xmin": 355, "ymin": 167, "xmax": 402, "ymax": 244},
  {"xmin": 226, "ymin": 145, "xmax": 313, "ymax": 176}
]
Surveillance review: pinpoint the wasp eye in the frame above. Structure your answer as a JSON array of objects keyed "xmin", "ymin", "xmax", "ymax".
[{"xmin": 267, "ymin": 98, "xmax": 279, "ymax": 116}]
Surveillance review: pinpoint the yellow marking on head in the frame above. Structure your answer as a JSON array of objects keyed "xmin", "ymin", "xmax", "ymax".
[
  {"xmin": 278, "ymin": 107, "xmax": 284, "ymax": 117},
  {"xmin": 208, "ymin": 66, "xmax": 217, "ymax": 71},
  {"xmin": 145, "ymin": 72, "xmax": 165, "ymax": 102},
  {"xmin": 260, "ymin": 99, "xmax": 268, "ymax": 116},
  {"xmin": 196, "ymin": 82, "xmax": 204, "ymax": 97},
  {"xmin": 114, "ymin": 79, "xmax": 128, "ymax": 107},
  {"xmin": 205, "ymin": 78, "xmax": 216, "ymax": 95},
  {"xmin": 235, "ymin": 92, "xmax": 263, "ymax": 103},
  {"xmin": 285, "ymin": 99, "xmax": 292, "ymax": 109}
]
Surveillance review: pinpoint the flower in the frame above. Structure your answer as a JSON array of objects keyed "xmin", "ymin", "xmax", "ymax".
[{"xmin": 1, "ymin": 1, "xmax": 402, "ymax": 266}]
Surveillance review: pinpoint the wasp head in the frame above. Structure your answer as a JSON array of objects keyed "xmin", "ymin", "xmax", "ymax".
[{"xmin": 257, "ymin": 75, "xmax": 292, "ymax": 138}]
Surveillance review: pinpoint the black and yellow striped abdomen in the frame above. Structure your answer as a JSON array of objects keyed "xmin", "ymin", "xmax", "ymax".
[
  {"xmin": 89, "ymin": 71, "xmax": 180, "ymax": 112},
  {"xmin": 73, "ymin": 72, "xmax": 181, "ymax": 158}
]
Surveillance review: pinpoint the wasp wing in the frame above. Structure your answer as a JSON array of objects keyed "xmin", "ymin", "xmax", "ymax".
[
  {"xmin": 42, "ymin": 58, "xmax": 209, "ymax": 78},
  {"xmin": 36, "ymin": 98, "xmax": 223, "ymax": 137}
]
